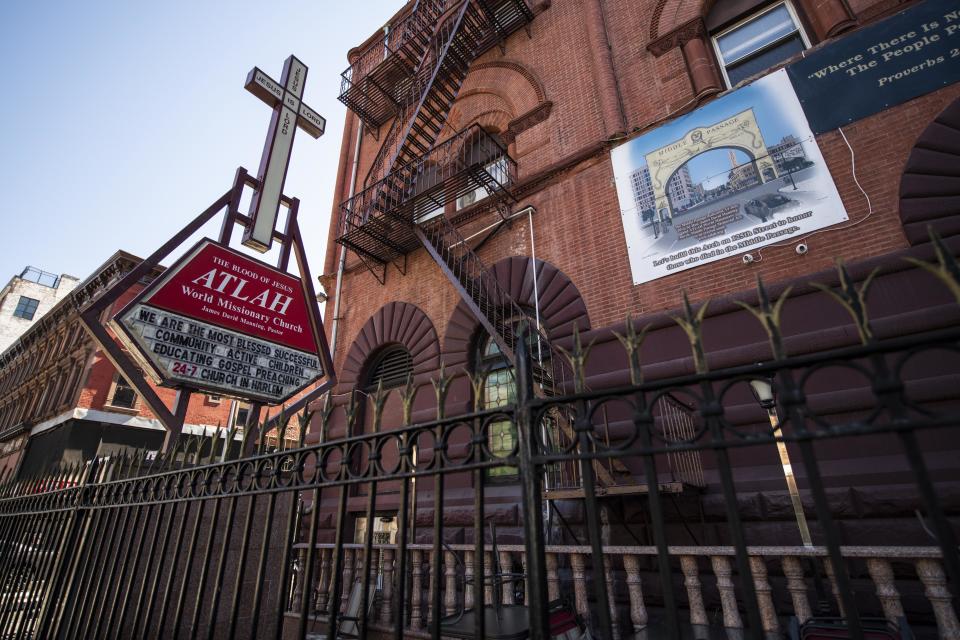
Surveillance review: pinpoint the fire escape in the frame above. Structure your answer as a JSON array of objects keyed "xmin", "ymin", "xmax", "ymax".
[{"xmin": 335, "ymin": 0, "xmax": 694, "ymax": 501}]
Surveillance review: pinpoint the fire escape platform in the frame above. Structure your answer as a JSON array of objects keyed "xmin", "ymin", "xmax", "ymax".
[
  {"xmin": 338, "ymin": 0, "xmax": 534, "ymax": 131},
  {"xmin": 337, "ymin": 125, "xmax": 517, "ymax": 265}
]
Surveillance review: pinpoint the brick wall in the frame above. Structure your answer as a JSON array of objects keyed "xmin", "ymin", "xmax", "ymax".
[{"xmin": 322, "ymin": 0, "xmax": 959, "ymax": 385}]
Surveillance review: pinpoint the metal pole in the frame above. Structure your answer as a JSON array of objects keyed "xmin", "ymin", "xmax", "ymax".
[{"xmin": 768, "ymin": 408, "xmax": 812, "ymax": 546}]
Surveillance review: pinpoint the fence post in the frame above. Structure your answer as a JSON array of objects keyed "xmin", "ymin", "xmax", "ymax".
[{"xmin": 514, "ymin": 323, "xmax": 550, "ymax": 639}]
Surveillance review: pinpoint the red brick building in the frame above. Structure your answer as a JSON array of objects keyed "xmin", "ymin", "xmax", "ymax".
[
  {"xmin": 312, "ymin": 0, "xmax": 960, "ymax": 552},
  {"xmin": 0, "ymin": 251, "xmax": 252, "ymax": 477}
]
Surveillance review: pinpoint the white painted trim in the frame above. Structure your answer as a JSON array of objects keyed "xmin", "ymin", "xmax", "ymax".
[
  {"xmin": 28, "ymin": 407, "xmax": 229, "ymax": 438},
  {"xmin": 711, "ymin": 0, "xmax": 811, "ymax": 88}
]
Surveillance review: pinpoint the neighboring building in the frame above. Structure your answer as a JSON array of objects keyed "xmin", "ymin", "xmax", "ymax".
[
  {"xmin": 629, "ymin": 166, "xmax": 655, "ymax": 216},
  {"xmin": 666, "ymin": 164, "xmax": 697, "ymax": 210},
  {"xmin": 769, "ymin": 133, "xmax": 809, "ymax": 173},
  {"xmin": 317, "ymin": 0, "xmax": 960, "ymax": 560},
  {"xmin": 0, "ymin": 252, "xmax": 252, "ymax": 477},
  {"xmin": 0, "ymin": 266, "xmax": 79, "ymax": 353},
  {"xmin": 726, "ymin": 148, "xmax": 760, "ymax": 191}
]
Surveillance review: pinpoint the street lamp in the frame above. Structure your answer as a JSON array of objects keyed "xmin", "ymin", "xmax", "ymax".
[{"xmin": 749, "ymin": 374, "xmax": 813, "ymax": 547}]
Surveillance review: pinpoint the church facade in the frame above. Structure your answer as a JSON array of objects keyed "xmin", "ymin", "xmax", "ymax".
[{"xmin": 314, "ymin": 0, "xmax": 959, "ymax": 545}]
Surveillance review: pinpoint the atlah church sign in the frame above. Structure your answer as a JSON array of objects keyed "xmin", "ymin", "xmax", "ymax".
[{"xmin": 111, "ymin": 240, "xmax": 325, "ymax": 403}]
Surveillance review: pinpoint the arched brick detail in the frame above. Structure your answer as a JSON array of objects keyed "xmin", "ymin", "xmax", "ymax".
[
  {"xmin": 442, "ymin": 257, "xmax": 591, "ymax": 371},
  {"xmin": 449, "ymin": 59, "xmax": 551, "ymax": 142},
  {"xmin": 899, "ymin": 97, "xmax": 960, "ymax": 246},
  {"xmin": 650, "ymin": 0, "xmax": 706, "ymax": 42},
  {"xmin": 469, "ymin": 60, "xmax": 547, "ymax": 103},
  {"xmin": 340, "ymin": 302, "xmax": 440, "ymax": 387}
]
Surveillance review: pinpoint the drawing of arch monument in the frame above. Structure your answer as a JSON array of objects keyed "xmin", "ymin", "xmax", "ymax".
[{"xmin": 645, "ymin": 108, "xmax": 778, "ymax": 221}]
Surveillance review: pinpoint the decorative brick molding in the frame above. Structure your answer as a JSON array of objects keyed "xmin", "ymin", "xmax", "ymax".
[
  {"xmin": 647, "ymin": 17, "xmax": 706, "ymax": 57},
  {"xmin": 340, "ymin": 302, "xmax": 441, "ymax": 387},
  {"xmin": 470, "ymin": 60, "xmax": 547, "ymax": 103},
  {"xmin": 504, "ymin": 101, "xmax": 553, "ymax": 143}
]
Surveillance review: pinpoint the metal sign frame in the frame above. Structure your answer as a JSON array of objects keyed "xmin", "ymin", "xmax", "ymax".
[{"xmin": 79, "ymin": 167, "xmax": 336, "ymax": 451}]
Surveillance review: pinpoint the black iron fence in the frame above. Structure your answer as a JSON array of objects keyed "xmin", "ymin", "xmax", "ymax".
[{"xmin": 1, "ymin": 236, "xmax": 960, "ymax": 639}]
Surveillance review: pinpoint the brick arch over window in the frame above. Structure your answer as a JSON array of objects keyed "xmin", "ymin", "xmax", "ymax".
[
  {"xmin": 899, "ymin": 97, "xmax": 960, "ymax": 246},
  {"xmin": 650, "ymin": 0, "xmax": 853, "ymax": 47},
  {"xmin": 340, "ymin": 302, "xmax": 440, "ymax": 388},
  {"xmin": 442, "ymin": 257, "xmax": 590, "ymax": 371},
  {"xmin": 444, "ymin": 60, "xmax": 552, "ymax": 145}
]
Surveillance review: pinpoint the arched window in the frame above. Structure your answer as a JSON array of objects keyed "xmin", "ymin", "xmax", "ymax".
[
  {"xmin": 363, "ymin": 344, "xmax": 414, "ymax": 392},
  {"xmin": 475, "ymin": 333, "xmax": 518, "ymax": 479},
  {"xmin": 473, "ymin": 315, "xmax": 548, "ymax": 480}
]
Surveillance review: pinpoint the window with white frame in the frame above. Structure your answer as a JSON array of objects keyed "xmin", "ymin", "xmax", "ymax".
[{"xmin": 711, "ymin": 2, "xmax": 810, "ymax": 88}]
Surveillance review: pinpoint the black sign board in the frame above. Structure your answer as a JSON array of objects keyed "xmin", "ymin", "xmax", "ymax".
[{"xmin": 787, "ymin": 0, "xmax": 960, "ymax": 134}]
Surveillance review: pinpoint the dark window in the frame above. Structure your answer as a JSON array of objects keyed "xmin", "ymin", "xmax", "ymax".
[
  {"xmin": 364, "ymin": 345, "xmax": 414, "ymax": 391},
  {"xmin": 13, "ymin": 296, "xmax": 40, "ymax": 320},
  {"xmin": 235, "ymin": 402, "xmax": 252, "ymax": 428},
  {"xmin": 711, "ymin": 2, "xmax": 809, "ymax": 87},
  {"xmin": 109, "ymin": 376, "xmax": 137, "ymax": 409}
]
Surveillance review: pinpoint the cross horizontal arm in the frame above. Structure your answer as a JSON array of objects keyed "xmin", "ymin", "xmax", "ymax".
[
  {"xmin": 245, "ymin": 68, "xmax": 283, "ymax": 105},
  {"xmin": 244, "ymin": 68, "xmax": 324, "ymax": 137}
]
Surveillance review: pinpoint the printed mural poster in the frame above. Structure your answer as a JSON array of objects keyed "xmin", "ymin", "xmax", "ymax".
[{"xmin": 611, "ymin": 69, "xmax": 848, "ymax": 285}]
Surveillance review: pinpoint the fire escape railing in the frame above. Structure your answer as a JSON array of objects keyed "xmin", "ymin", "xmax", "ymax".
[
  {"xmin": 337, "ymin": 125, "xmax": 516, "ymax": 263},
  {"xmin": 338, "ymin": 0, "xmax": 451, "ymax": 129}
]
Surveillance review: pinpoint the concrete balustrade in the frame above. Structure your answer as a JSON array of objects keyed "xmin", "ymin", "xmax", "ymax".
[{"xmin": 286, "ymin": 543, "xmax": 957, "ymax": 638}]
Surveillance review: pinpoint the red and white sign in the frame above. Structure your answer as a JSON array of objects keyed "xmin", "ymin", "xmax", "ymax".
[{"xmin": 111, "ymin": 239, "xmax": 327, "ymax": 404}]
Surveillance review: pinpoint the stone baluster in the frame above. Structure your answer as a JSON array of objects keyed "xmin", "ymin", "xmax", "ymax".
[
  {"xmin": 622, "ymin": 555, "xmax": 648, "ymax": 633},
  {"xmin": 823, "ymin": 557, "xmax": 846, "ymax": 617},
  {"xmin": 485, "ymin": 552, "xmax": 495, "ymax": 606},
  {"xmin": 445, "ymin": 550, "xmax": 458, "ymax": 615},
  {"xmin": 571, "ymin": 553, "xmax": 589, "ymax": 620},
  {"xmin": 711, "ymin": 556, "xmax": 743, "ymax": 631},
  {"xmin": 341, "ymin": 549, "xmax": 355, "ymax": 612},
  {"xmin": 866, "ymin": 558, "xmax": 904, "ymax": 624},
  {"xmin": 916, "ymin": 558, "xmax": 960, "ymax": 639},
  {"xmin": 604, "ymin": 555, "xmax": 621, "ymax": 640},
  {"xmin": 500, "ymin": 550, "xmax": 515, "ymax": 605},
  {"xmin": 522, "ymin": 551, "xmax": 530, "ymax": 605},
  {"xmin": 781, "ymin": 556, "xmax": 811, "ymax": 624},
  {"xmin": 749, "ymin": 556, "xmax": 779, "ymax": 635},
  {"xmin": 465, "ymin": 551, "xmax": 475, "ymax": 610},
  {"xmin": 380, "ymin": 548, "xmax": 395, "ymax": 625},
  {"xmin": 546, "ymin": 553, "xmax": 560, "ymax": 602},
  {"xmin": 410, "ymin": 549, "xmax": 424, "ymax": 631},
  {"xmin": 292, "ymin": 547, "xmax": 306, "ymax": 611},
  {"xmin": 427, "ymin": 553, "xmax": 435, "ymax": 624},
  {"xmin": 316, "ymin": 547, "xmax": 331, "ymax": 613},
  {"xmin": 681, "ymin": 556, "xmax": 708, "ymax": 628}
]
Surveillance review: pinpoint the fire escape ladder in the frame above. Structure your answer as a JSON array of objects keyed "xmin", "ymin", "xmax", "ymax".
[
  {"xmin": 363, "ymin": 0, "xmax": 449, "ymax": 189},
  {"xmin": 385, "ymin": 0, "xmax": 483, "ymax": 179},
  {"xmin": 414, "ymin": 215, "xmax": 631, "ymax": 491}
]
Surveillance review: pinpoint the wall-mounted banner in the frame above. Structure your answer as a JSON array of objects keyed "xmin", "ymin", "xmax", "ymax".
[
  {"xmin": 788, "ymin": 0, "xmax": 960, "ymax": 134},
  {"xmin": 111, "ymin": 239, "xmax": 325, "ymax": 404},
  {"xmin": 611, "ymin": 70, "xmax": 848, "ymax": 285}
]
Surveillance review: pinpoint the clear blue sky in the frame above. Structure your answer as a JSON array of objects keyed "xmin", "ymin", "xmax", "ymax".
[{"xmin": 0, "ymin": 0, "xmax": 403, "ymax": 287}]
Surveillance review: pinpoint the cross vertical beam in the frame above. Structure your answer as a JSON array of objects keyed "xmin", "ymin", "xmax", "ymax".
[{"xmin": 243, "ymin": 55, "xmax": 325, "ymax": 253}]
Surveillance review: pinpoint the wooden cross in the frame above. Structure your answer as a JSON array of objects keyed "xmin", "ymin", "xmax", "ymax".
[{"xmin": 243, "ymin": 55, "xmax": 325, "ymax": 253}]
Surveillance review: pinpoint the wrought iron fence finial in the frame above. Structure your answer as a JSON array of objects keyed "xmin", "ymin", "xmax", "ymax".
[{"xmin": 810, "ymin": 261, "xmax": 878, "ymax": 345}]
